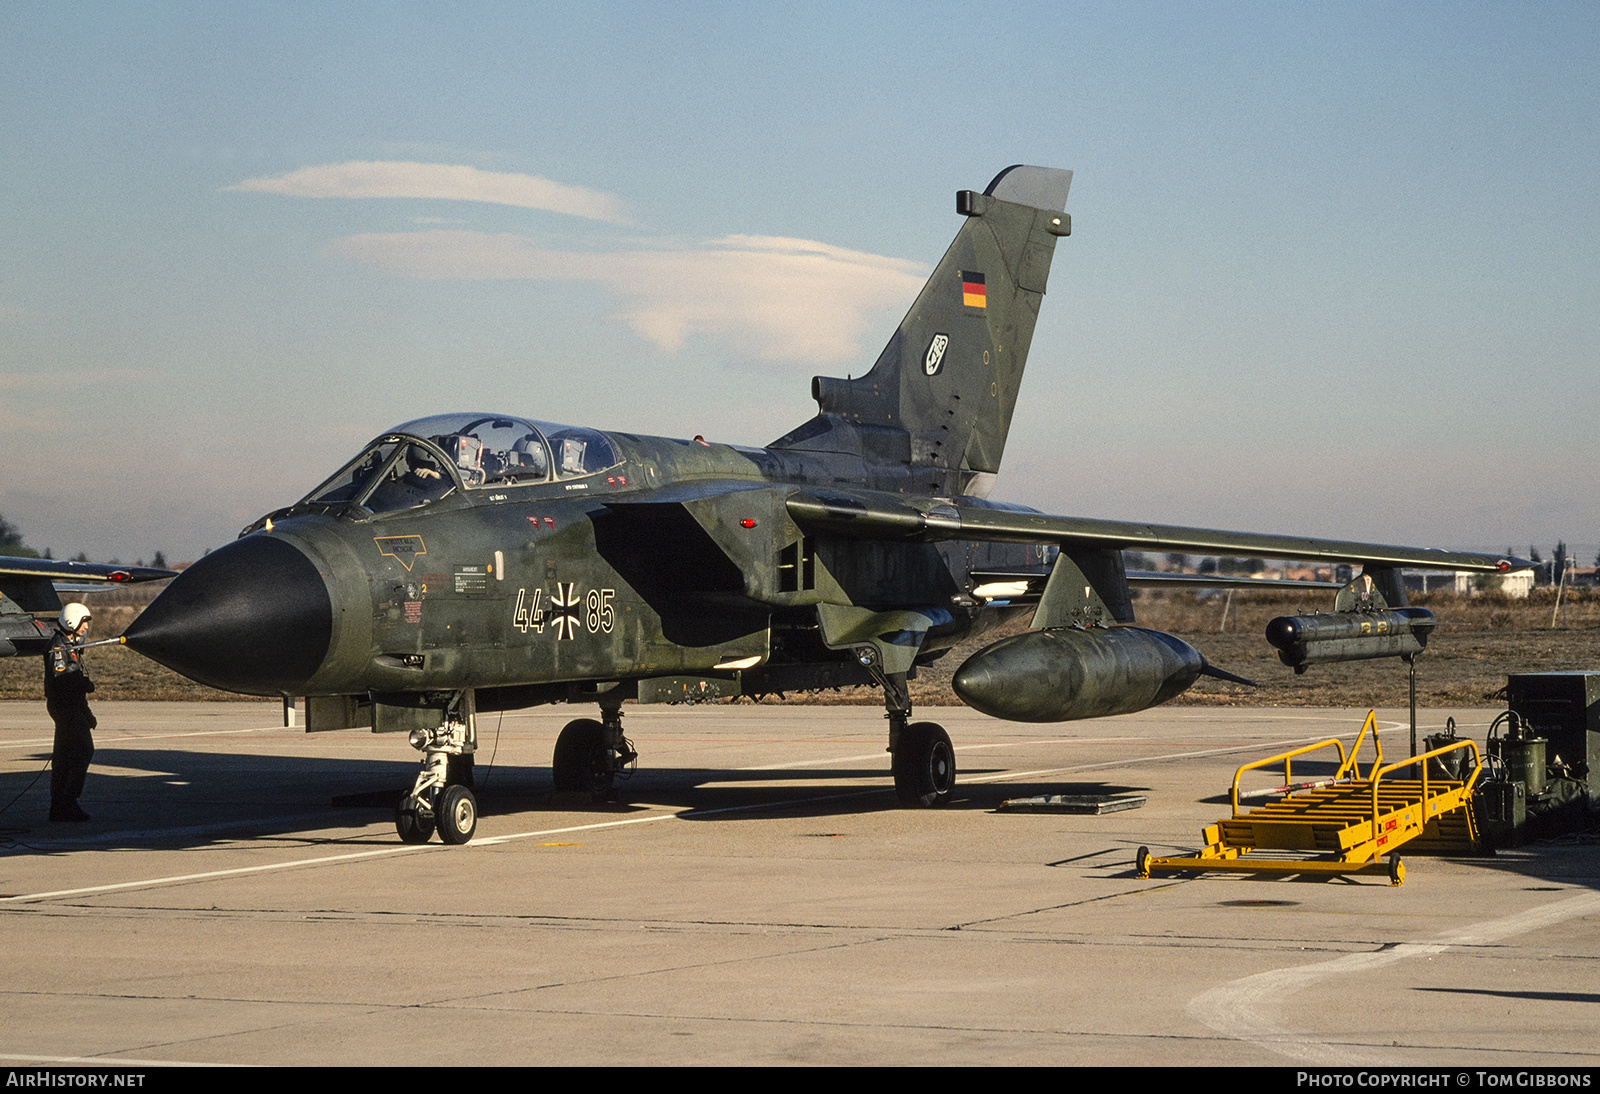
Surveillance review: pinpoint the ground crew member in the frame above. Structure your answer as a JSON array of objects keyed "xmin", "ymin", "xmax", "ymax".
[{"xmin": 45, "ymin": 602, "xmax": 96, "ymax": 822}]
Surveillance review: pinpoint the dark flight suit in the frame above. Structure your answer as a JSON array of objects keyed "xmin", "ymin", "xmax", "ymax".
[{"xmin": 44, "ymin": 633, "xmax": 96, "ymax": 817}]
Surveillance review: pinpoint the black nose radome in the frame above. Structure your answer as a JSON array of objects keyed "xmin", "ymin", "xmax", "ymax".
[{"xmin": 124, "ymin": 535, "xmax": 333, "ymax": 695}]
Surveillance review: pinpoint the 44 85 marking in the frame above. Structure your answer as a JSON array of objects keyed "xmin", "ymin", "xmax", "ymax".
[{"xmin": 514, "ymin": 584, "xmax": 614, "ymax": 640}]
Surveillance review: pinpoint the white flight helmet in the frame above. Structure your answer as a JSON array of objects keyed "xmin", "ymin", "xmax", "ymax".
[{"xmin": 59, "ymin": 603, "xmax": 92, "ymax": 634}]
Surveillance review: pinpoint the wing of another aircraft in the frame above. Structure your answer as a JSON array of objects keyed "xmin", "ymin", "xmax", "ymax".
[
  {"xmin": 0, "ymin": 557, "xmax": 179, "ymax": 586},
  {"xmin": 784, "ymin": 488, "xmax": 1525, "ymax": 574},
  {"xmin": 0, "ymin": 555, "xmax": 178, "ymax": 657}
]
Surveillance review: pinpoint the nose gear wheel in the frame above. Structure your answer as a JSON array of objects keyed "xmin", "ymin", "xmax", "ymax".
[
  {"xmin": 437, "ymin": 784, "xmax": 478, "ymax": 844},
  {"xmin": 395, "ymin": 796, "xmax": 434, "ymax": 844}
]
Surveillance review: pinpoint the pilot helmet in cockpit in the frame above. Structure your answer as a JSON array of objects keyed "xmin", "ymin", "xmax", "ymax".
[{"xmin": 435, "ymin": 434, "xmax": 485, "ymax": 486}]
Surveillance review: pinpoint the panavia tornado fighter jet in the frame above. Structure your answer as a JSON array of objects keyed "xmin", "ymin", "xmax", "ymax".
[{"xmin": 84, "ymin": 166, "xmax": 1522, "ymax": 845}]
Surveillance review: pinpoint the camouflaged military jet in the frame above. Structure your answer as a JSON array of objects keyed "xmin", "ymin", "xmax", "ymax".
[{"xmin": 42, "ymin": 165, "xmax": 1520, "ymax": 845}]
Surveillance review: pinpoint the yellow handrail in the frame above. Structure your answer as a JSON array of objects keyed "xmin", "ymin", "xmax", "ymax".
[
  {"xmin": 1228, "ymin": 710, "xmax": 1386, "ymax": 816},
  {"xmin": 1336, "ymin": 711, "xmax": 1383, "ymax": 780},
  {"xmin": 1366, "ymin": 738, "xmax": 1483, "ymax": 842},
  {"xmin": 1232, "ymin": 738, "xmax": 1348, "ymax": 816}
]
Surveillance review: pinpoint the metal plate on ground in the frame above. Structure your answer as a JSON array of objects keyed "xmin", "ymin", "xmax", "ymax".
[{"xmin": 998, "ymin": 793, "xmax": 1147, "ymax": 814}]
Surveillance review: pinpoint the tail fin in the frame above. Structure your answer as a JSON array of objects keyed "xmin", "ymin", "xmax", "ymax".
[{"xmin": 770, "ymin": 165, "xmax": 1071, "ymax": 491}]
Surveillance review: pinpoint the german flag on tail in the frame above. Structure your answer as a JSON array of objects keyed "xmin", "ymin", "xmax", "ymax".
[{"xmin": 961, "ymin": 271, "xmax": 986, "ymax": 308}]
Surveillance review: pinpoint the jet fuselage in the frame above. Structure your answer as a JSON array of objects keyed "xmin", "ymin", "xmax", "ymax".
[{"xmin": 125, "ymin": 423, "xmax": 1040, "ymax": 701}]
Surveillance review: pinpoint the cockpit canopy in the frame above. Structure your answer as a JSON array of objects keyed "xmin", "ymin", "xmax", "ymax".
[{"xmin": 301, "ymin": 412, "xmax": 619, "ymax": 515}]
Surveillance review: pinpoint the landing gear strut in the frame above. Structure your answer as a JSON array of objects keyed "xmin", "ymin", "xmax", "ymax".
[
  {"xmin": 552, "ymin": 703, "xmax": 636, "ymax": 796},
  {"xmin": 866, "ymin": 659, "xmax": 955, "ymax": 807},
  {"xmin": 395, "ymin": 692, "xmax": 479, "ymax": 844}
]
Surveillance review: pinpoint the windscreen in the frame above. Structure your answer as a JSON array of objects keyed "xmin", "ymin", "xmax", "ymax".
[
  {"xmin": 361, "ymin": 443, "xmax": 456, "ymax": 513},
  {"xmin": 304, "ymin": 442, "xmax": 400, "ymax": 506}
]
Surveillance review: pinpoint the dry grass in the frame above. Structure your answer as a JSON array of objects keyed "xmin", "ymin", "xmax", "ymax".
[
  {"xmin": 1140, "ymin": 587, "xmax": 1600, "ymax": 708},
  {"xmin": 773, "ymin": 587, "xmax": 1600, "ymax": 708},
  {"xmin": 0, "ymin": 642, "xmax": 257, "ymax": 702},
  {"xmin": 3, "ymin": 586, "xmax": 1594, "ymax": 709},
  {"xmin": 0, "ymin": 588, "xmax": 261, "ymax": 702}
]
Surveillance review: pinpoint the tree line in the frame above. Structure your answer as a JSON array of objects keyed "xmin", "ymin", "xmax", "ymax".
[{"xmin": 0, "ymin": 513, "xmax": 167, "ymax": 569}]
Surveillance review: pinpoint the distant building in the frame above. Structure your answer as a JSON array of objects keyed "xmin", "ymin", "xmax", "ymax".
[
  {"xmin": 1284, "ymin": 565, "xmax": 1338, "ymax": 583},
  {"xmin": 1454, "ymin": 570, "xmax": 1534, "ymax": 598},
  {"xmin": 1403, "ymin": 570, "xmax": 1458, "ymax": 594}
]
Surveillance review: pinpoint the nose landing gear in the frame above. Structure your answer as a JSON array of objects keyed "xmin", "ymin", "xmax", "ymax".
[{"xmin": 396, "ymin": 695, "xmax": 479, "ymax": 845}]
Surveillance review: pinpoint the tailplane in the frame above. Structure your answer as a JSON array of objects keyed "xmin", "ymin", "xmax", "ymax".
[{"xmin": 770, "ymin": 165, "xmax": 1072, "ymax": 492}]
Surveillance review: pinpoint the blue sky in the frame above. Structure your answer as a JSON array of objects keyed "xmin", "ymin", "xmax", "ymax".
[{"xmin": 2, "ymin": 3, "xmax": 1596, "ymax": 563}]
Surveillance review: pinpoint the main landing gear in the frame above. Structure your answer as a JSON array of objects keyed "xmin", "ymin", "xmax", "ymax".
[
  {"xmin": 893, "ymin": 720, "xmax": 955, "ymax": 807},
  {"xmin": 552, "ymin": 703, "xmax": 636, "ymax": 796},
  {"xmin": 396, "ymin": 696, "xmax": 479, "ymax": 845},
  {"xmin": 533, "ymin": 658, "xmax": 956, "ymax": 808},
  {"xmin": 869, "ymin": 661, "xmax": 955, "ymax": 807}
]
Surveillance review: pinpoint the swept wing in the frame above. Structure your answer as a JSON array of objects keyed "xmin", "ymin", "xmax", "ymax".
[{"xmin": 785, "ymin": 489, "xmax": 1524, "ymax": 574}]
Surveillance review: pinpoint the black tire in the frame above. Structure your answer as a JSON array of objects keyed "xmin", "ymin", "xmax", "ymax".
[
  {"xmin": 437, "ymin": 784, "xmax": 478, "ymax": 845},
  {"xmin": 1388, "ymin": 852, "xmax": 1404, "ymax": 886},
  {"xmin": 892, "ymin": 722, "xmax": 955, "ymax": 807},
  {"xmin": 396, "ymin": 794, "xmax": 434, "ymax": 844},
  {"xmin": 553, "ymin": 718, "xmax": 614, "ymax": 794},
  {"xmin": 1136, "ymin": 846, "xmax": 1152, "ymax": 878}
]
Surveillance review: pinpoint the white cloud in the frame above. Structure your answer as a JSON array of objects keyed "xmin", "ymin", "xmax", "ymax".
[
  {"xmin": 226, "ymin": 162, "xmax": 628, "ymax": 223},
  {"xmin": 327, "ymin": 230, "xmax": 927, "ymax": 365}
]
